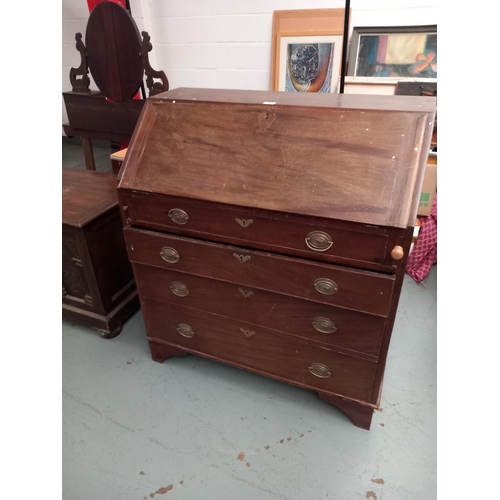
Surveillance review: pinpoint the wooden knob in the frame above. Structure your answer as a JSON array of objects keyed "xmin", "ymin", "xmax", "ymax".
[{"xmin": 391, "ymin": 246, "xmax": 404, "ymax": 260}]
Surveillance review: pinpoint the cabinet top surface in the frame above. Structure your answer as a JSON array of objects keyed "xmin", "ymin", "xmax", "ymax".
[
  {"xmin": 63, "ymin": 168, "xmax": 118, "ymax": 227},
  {"xmin": 119, "ymin": 88, "xmax": 436, "ymax": 228},
  {"xmin": 151, "ymin": 87, "xmax": 436, "ymax": 112}
]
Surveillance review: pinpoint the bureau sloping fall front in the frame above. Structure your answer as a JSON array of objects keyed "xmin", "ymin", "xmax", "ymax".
[{"xmin": 116, "ymin": 88, "xmax": 436, "ymax": 430}]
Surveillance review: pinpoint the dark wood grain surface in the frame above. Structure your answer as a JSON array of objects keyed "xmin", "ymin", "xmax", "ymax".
[
  {"xmin": 319, "ymin": 392, "xmax": 375, "ymax": 430},
  {"xmin": 62, "ymin": 168, "xmax": 118, "ymax": 228},
  {"xmin": 125, "ymin": 191, "xmax": 392, "ymax": 269},
  {"xmin": 118, "ymin": 91, "xmax": 435, "ymax": 228},
  {"xmin": 116, "ymin": 88, "xmax": 435, "ymax": 428},
  {"xmin": 134, "ymin": 263, "xmax": 387, "ymax": 358},
  {"xmin": 151, "ymin": 87, "xmax": 436, "ymax": 112},
  {"xmin": 62, "ymin": 92, "xmax": 144, "ymax": 136},
  {"xmin": 369, "ymin": 226, "xmax": 414, "ymax": 405},
  {"xmin": 124, "ymin": 227, "xmax": 395, "ymax": 316},
  {"xmin": 144, "ymin": 299, "xmax": 378, "ymax": 402},
  {"xmin": 63, "ymin": 171, "xmax": 139, "ymax": 336},
  {"xmin": 85, "ymin": 1, "xmax": 143, "ymax": 103}
]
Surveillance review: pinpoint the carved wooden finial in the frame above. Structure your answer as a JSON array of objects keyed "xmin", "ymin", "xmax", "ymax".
[
  {"xmin": 69, "ymin": 33, "xmax": 91, "ymax": 93},
  {"xmin": 141, "ymin": 31, "xmax": 169, "ymax": 96}
]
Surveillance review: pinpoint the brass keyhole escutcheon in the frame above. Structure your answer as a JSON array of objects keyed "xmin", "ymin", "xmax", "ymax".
[
  {"xmin": 305, "ymin": 231, "xmax": 333, "ymax": 252},
  {"xmin": 160, "ymin": 247, "xmax": 180, "ymax": 264},
  {"xmin": 168, "ymin": 208, "xmax": 189, "ymax": 225},
  {"xmin": 238, "ymin": 288, "xmax": 254, "ymax": 298},
  {"xmin": 235, "ymin": 218, "xmax": 254, "ymax": 228},
  {"xmin": 240, "ymin": 328, "xmax": 255, "ymax": 338},
  {"xmin": 233, "ymin": 253, "xmax": 251, "ymax": 263}
]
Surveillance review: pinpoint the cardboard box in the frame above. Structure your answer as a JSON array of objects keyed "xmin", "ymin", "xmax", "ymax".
[{"xmin": 417, "ymin": 155, "xmax": 437, "ymax": 216}]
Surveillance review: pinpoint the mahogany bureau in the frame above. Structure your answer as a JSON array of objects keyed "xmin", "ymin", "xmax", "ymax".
[
  {"xmin": 117, "ymin": 88, "xmax": 436, "ymax": 429},
  {"xmin": 62, "ymin": 168, "xmax": 139, "ymax": 338}
]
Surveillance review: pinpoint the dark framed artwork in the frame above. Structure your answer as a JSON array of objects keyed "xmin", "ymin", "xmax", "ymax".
[{"xmin": 347, "ymin": 25, "xmax": 437, "ymax": 79}]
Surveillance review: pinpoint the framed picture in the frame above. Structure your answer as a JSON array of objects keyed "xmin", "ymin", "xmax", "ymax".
[
  {"xmin": 347, "ymin": 25, "xmax": 437, "ymax": 79},
  {"xmin": 271, "ymin": 8, "xmax": 347, "ymax": 91},
  {"xmin": 277, "ymin": 34, "xmax": 343, "ymax": 93}
]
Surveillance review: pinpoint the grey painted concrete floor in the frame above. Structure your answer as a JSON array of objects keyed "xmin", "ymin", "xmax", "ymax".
[{"xmin": 62, "ymin": 139, "xmax": 437, "ymax": 500}]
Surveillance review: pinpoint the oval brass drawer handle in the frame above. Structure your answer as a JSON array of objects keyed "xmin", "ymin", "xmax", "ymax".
[
  {"xmin": 160, "ymin": 247, "xmax": 180, "ymax": 264},
  {"xmin": 314, "ymin": 278, "xmax": 338, "ymax": 295},
  {"xmin": 233, "ymin": 253, "xmax": 251, "ymax": 263},
  {"xmin": 305, "ymin": 231, "xmax": 333, "ymax": 252},
  {"xmin": 308, "ymin": 362, "xmax": 332, "ymax": 379},
  {"xmin": 235, "ymin": 218, "xmax": 253, "ymax": 228},
  {"xmin": 177, "ymin": 323, "xmax": 194, "ymax": 338},
  {"xmin": 170, "ymin": 281, "xmax": 189, "ymax": 297},
  {"xmin": 168, "ymin": 208, "xmax": 189, "ymax": 225},
  {"xmin": 312, "ymin": 317, "xmax": 337, "ymax": 334}
]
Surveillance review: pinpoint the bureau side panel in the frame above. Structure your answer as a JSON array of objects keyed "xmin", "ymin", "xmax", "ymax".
[{"xmin": 369, "ymin": 226, "xmax": 415, "ymax": 405}]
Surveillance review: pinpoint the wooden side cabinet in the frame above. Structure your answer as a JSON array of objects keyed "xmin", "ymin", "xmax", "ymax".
[{"xmin": 62, "ymin": 168, "xmax": 139, "ymax": 337}]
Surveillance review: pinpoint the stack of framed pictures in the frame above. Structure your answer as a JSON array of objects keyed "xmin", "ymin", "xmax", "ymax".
[{"xmin": 271, "ymin": 11, "xmax": 437, "ymax": 96}]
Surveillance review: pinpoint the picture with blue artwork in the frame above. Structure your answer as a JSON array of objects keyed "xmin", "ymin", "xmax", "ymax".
[
  {"xmin": 285, "ymin": 43, "xmax": 334, "ymax": 92},
  {"xmin": 278, "ymin": 35, "xmax": 343, "ymax": 93}
]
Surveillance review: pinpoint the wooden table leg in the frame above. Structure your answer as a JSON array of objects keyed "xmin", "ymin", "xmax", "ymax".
[
  {"xmin": 82, "ymin": 138, "xmax": 96, "ymax": 171},
  {"xmin": 111, "ymin": 159, "xmax": 122, "ymax": 174}
]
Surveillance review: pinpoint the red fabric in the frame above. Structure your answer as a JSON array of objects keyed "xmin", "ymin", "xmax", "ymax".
[
  {"xmin": 87, "ymin": 0, "xmax": 126, "ymax": 12},
  {"xmin": 406, "ymin": 194, "xmax": 437, "ymax": 282}
]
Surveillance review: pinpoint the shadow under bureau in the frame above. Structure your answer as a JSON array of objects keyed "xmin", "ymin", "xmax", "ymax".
[{"xmin": 117, "ymin": 88, "xmax": 436, "ymax": 429}]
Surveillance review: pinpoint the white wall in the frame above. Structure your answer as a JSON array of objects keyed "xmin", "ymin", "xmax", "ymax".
[{"xmin": 62, "ymin": 0, "xmax": 437, "ymax": 129}]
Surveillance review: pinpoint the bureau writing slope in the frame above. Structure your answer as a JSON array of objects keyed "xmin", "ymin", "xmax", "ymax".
[{"xmin": 117, "ymin": 88, "xmax": 436, "ymax": 430}]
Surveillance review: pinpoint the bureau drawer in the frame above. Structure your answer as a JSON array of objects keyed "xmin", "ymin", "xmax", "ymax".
[
  {"xmin": 124, "ymin": 227, "xmax": 395, "ymax": 316},
  {"xmin": 124, "ymin": 193, "xmax": 393, "ymax": 270},
  {"xmin": 135, "ymin": 263, "xmax": 386, "ymax": 358},
  {"xmin": 144, "ymin": 300, "xmax": 378, "ymax": 403}
]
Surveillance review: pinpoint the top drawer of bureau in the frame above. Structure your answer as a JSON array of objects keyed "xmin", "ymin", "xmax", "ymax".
[
  {"xmin": 124, "ymin": 226, "xmax": 395, "ymax": 316},
  {"xmin": 119, "ymin": 192, "xmax": 401, "ymax": 272}
]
